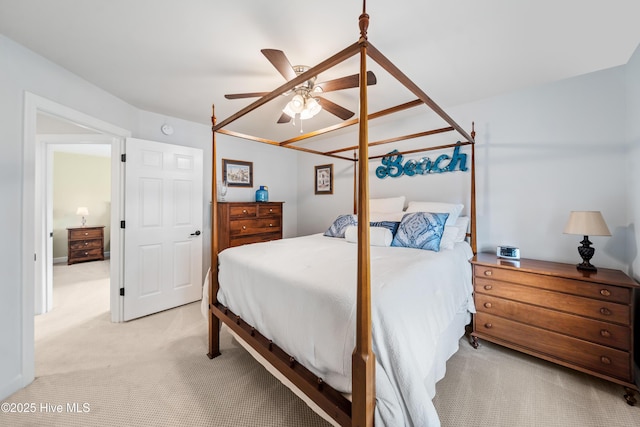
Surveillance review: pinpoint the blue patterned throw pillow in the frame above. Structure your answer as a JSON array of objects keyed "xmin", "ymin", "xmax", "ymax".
[
  {"xmin": 370, "ymin": 221, "xmax": 400, "ymax": 236},
  {"xmin": 391, "ymin": 212, "xmax": 449, "ymax": 251},
  {"xmin": 324, "ymin": 214, "xmax": 358, "ymax": 238}
]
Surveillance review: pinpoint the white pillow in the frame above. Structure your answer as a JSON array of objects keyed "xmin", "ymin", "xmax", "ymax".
[
  {"xmin": 405, "ymin": 201, "xmax": 463, "ymax": 226},
  {"xmin": 454, "ymin": 216, "xmax": 470, "ymax": 242},
  {"xmin": 369, "ymin": 196, "xmax": 406, "ymax": 213},
  {"xmin": 369, "ymin": 211, "xmax": 405, "ymax": 222},
  {"xmin": 344, "ymin": 225, "xmax": 393, "ymax": 247},
  {"xmin": 439, "ymin": 226, "xmax": 459, "ymax": 250}
]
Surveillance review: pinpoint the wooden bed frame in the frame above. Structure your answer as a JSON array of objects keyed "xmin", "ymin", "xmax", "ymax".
[{"xmin": 207, "ymin": 3, "xmax": 477, "ymax": 426}]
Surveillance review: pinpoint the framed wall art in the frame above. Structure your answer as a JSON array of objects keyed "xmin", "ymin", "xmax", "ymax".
[
  {"xmin": 223, "ymin": 159, "xmax": 253, "ymax": 187},
  {"xmin": 314, "ymin": 163, "xmax": 333, "ymax": 195}
]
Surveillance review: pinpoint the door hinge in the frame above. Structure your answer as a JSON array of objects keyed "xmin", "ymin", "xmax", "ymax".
[
  {"xmin": 120, "ymin": 288, "xmax": 125, "ymax": 296},
  {"xmin": 121, "ymin": 153, "xmax": 126, "ymax": 162},
  {"xmin": 120, "ymin": 220, "xmax": 125, "ymax": 229}
]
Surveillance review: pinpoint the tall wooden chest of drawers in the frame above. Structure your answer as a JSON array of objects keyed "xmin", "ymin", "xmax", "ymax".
[
  {"xmin": 470, "ymin": 253, "xmax": 639, "ymax": 404},
  {"xmin": 217, "ymin": 202, "xmax": 283, "ymax": 252},
  {"xmin": 67, "ymin": 226, "xmax": 105, "ymax": 265}
]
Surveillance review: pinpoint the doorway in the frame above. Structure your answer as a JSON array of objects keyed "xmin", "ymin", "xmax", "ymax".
[
  {"xmin": 21, "ymin": 93, "xmax": 130, "ymax": 388},
  {"xmin": 37, "ymin": 133, "xmax": 114, "ymax": 316}
]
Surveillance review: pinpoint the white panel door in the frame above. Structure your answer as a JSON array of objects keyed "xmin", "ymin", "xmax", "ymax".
[{"xmin": 123, "ymin": 138, "xmax": 203, "ymax": 321}]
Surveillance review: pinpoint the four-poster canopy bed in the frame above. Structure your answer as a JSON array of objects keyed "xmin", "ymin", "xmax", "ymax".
[{"xmin": 207, "ymin": 3, "xmax": 477, "ymax": 426}]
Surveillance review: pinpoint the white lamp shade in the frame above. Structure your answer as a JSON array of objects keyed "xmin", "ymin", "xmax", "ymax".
[
  {"xmin": 289, "ymin": 94, "xmax": 305, "ymax": 114},
  {"xmin": 563, "ymin": 211, "xmax": 611, "ymax": 236},
  {"xmin": 76, "ymin": 207, "xmax": 89, "ymax": 216},
  {"xmin": 282, "ymin": 94, "xmax": 322, "ymax": 120}
]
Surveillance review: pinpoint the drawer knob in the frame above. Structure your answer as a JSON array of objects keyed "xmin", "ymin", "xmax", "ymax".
[
  {"xmin": 483, "ymin": 284, "xmax": 493, "ymax": 291},
  {"xmin": 599, "ymin": 289, "xmax": 611, "ymax": 297},
  {"xmin": 269, "ymin": 223, "xmax": 273, "ymax": 227},
  {"xmin": 484, "ymin": 323, "xmax": 493, "ymax": 329},
  {"xmin": 484, "ymin": 302, "xmax": 492, "ymax": 309},
  {"xmin": 84, "ymin": 242, "xmax": 88, "ymax": 246},
  {"xmin": 242, "ymin": 226, "xmax": 247, "ymax": 230},
  {"xmin": 84, "ymin": 252, "xmax": 88, "ymax": 255},
  {"xmin": 269, "ymin": 208, "xmax": 273, "ymax": 212},
  {"xmin": 484, "ymin": 270, "xmax": 493, "ymax": 276},
  {"xmin": 599, "ymin": 307, "xmax": 612, "ymax": 316},
  {"xmin": 600, "ymin": 329, "xmax": 611, "ymax": 338},
  {"xmin": 600, "ymin": 356, "xmax": 611, "ymax": 365},
  {"xmin": 242, "ymin": 209, "xmax": 247, "ymax": 213},
  {"xmin": 84, "ymin": 232, "xmax": 89, "ymax": 236}
]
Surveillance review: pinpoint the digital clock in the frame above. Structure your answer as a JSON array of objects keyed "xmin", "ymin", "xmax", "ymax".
[{"xmin": 497, "ymin": 245, "xmax": 520, "ymax": 260}]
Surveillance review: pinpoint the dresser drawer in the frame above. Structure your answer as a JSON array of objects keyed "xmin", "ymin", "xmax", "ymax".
[
  {"xmin": 475, "ymin": 294, "xmax": 630, "ymax": 350},
  {"xmin": 475, "ymin": 312, "xmax": 632, "ymax": 381},
  {"xmin": 69, "ymin": 228, "xmax": 103, "ymax": 240},
  {"xmin": 69, "ymin": 239, "xmax": 103, "ymax": 251},
  {"xmin": 229, "ymin": 218, "xmax": 282, "ymax": 236},
  {"xmin": 257, "ymin": 204, "xmax": 282, "ymax": 217},
  {"xmin": 229, "ymin": 232, "xmax": 281, "ymax": 248},
  {"xmin": 473, "ymin": 265, "xmax": 630, "ymax": 304},
  {"xmin": 475, "ymin": 278, "xmax": 629, "ymax": 324},
  {"xmin": 69, "ymin": 248, "xmax": 104, "ymax": 261},
  {"xmin": 229, "ymin": 205, "xmax": 257, "ymax": 218}
]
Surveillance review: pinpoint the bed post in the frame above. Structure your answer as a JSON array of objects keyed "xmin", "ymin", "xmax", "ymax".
[
  {"xmin": 352, "ymin": 6, "xmax": 375, "ymax": 427},
  {"xmin": 353, "ymin": 152, "xmax": 358, "ymax": 214},
  {"xmin": 208, "ymin": 104, "xmax": 221, "ymax": 359},
  {"xmin": 470, "ymin": 122, "xmax": 477, "ymax": 254}
]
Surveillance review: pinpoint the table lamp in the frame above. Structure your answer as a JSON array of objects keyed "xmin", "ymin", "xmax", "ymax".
[
  {"xmin": 76, "ymin": 206, "xmax": 89, "ymax": 227},
  {"xmin": 563, "ymin": 211, "xmax": 611, "ymax": 272}
]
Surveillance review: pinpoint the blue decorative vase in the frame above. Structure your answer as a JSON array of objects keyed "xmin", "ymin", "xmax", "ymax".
[{"xmin": 255, "ymin": 185, "xmax": 269, "ymax": 202}]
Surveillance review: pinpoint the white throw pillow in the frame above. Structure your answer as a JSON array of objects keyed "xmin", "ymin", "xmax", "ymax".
[{"xmin": 344, "ymin": 225, "xmax": 393, "ymax": 247}]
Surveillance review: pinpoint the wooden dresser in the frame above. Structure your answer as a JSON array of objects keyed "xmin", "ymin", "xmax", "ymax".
[
  {"xmin": 217, "ymin": 202, "xmax": 283, "ymax": 252},
  {"xmin": 470, "ymin": 253, "xmax": 639, "ymax": 404},
  {"xmin": 67, "ymin": 226, "xmax": 105, "ymax": 265}
]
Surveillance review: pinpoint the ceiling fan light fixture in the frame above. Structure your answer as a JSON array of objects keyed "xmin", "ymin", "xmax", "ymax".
[
  {"xmin": 300, "ymin": 97, "xmax": 321, "ymax": 120},
  {"xmin": 282, "ymin": 92, "xmax": 322, "ymax": 121}
]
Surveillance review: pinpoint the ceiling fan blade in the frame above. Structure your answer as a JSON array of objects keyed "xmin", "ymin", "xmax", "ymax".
[
  {"xmin": 316, "ymin": 97, "xmax": 355, "ymax": 120},
  {"xmin": 224, "ymin": 92, "xmax": 271, "ymax": 99},
  {"xmin": 277, "ymin": 112, "xmax": 292, "ymax": 124},
  {"xmin": 261, "ymin": 49, "xmax": 297, "ymax": 81},
  {"xmin": 315, "ymin": 71, "xmax": 377, "ymax": 92}
]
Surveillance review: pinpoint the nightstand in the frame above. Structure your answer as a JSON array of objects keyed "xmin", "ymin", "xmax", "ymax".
[
  {"xmin": 67, "ymin": 226, "xmax": 105, "ymax": 265},
  {"xmin": 470, "ymin": 253, "xmax": 639, "ymax": 405}
]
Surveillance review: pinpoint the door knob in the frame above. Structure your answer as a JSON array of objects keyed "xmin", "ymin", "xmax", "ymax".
[{"xmin": 190, "ymin": 230, "xmax": 201, "ymax": 236}]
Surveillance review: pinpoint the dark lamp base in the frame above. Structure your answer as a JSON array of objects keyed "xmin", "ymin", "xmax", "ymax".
[
  {"xmin": 576, "ymin": 262, "xmax": 597, "ymax": 272},
  {"xmin": 576, "ymin": 235, "xmax": 597, "ymax": 272}
]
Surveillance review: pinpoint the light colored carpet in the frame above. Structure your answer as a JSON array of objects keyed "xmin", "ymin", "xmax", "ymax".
[{"xmin": 2, "ymin": 260, "xmax": 638, "ymax": 426}]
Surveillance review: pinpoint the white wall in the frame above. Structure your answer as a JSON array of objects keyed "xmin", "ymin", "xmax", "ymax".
[
  {"xmin": 0, "ymin": 35, "xmax": 297, "ymax": 400},
  {"xmin": 626, "ymin": 44, "xmax": 640, "ymax": 281},
  {"xmin": 297, "ymin": 55, "xmax": 636, "ymax": 273}
]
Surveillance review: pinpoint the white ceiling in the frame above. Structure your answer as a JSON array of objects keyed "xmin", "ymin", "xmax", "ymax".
[{"xmin": 2, "ymin": 0, "xmax": 639, "ymax": 141}]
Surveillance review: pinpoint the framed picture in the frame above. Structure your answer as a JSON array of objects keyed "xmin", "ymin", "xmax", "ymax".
[
  {"xmin": 223, "ymin": 159, "xmax": 253, "ymax": 187},
  {"xmin": 315, "ymin": 164, "xmax": 333, "ymax": 195}
]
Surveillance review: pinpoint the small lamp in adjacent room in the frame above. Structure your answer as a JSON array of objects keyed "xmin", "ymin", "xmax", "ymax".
[
  {"xmin": 76, "ymin": 206, "xmax": 89, "ymax": 227},
  {"xmin": 563, "ymin": 211, "xmax": 611, "ymax": 272}
]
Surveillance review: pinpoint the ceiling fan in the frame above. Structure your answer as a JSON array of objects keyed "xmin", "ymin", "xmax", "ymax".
[{"xmin": 224, "ymin": 49, "xmax": 377, "ymax": 124}]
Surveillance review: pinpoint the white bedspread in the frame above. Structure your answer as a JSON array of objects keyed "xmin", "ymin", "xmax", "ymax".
[{"xmin": 216, "ymin": 233, "xmax": 475, "ymax": 427}]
